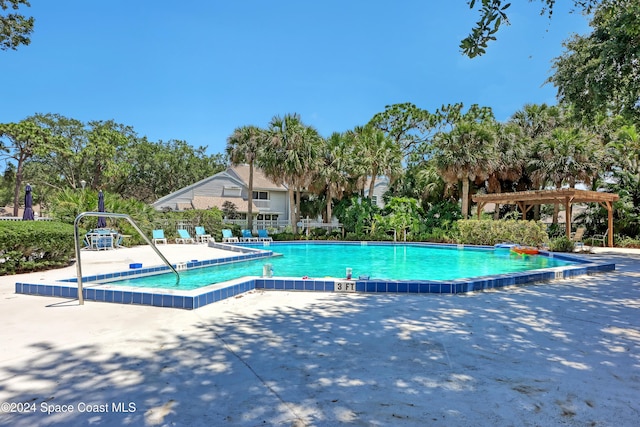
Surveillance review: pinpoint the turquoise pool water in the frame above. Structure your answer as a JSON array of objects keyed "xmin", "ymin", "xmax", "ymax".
[{"xmin": 105, "ymin": 243, "xmax": 575, "ymax": 291}]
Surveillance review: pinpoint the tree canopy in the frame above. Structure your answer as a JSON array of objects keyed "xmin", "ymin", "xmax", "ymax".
[
  {"xmin": 461, "ymin": 0, "xmax": 601, "ymax": 58},
  {"xmin": 0, "ymin": 0, "xmax": 33, "ymax": 50},
  {"xmin": 549, "ymin": 0, "xmax": 640, "ymax": 124}
]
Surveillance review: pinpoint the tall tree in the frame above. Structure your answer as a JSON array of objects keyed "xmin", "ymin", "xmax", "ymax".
[
  {"xmin": 431, "ymin": 119, "xmax": 498, "ymax": 219},
  {"xmin": 262, "ymin": 114, "xmax": 321, "ymax": 233},
  {"xmin": 529, "ymin": 127, "xmax": 604, "ymax": 223},
  {"xmin": 549, "ymin": 0, "xmax": 640, "ymax": 124},
  {"xmin": 0, "ymin": 118, "xmax": 54, "ymax": 215},
  {"xmin": 605, "ymin": 124, "xmax": 640, "ymax": 235},
  {"xmin": 0, "ymin": 0, "xmax": 33, "ymax": 50},
  {"xmin": 84, "ymin": 120, "xmax": 133, "ymax": 190},
  {"xmin": 486, "ymin": 122, "xmax": 527, "ymax": 194},
  {"xmin": 350, "ymin": 125, "xmax": 403, "ymax": 200},
  {"xmin": 313, "ymin": 132, "xmax": 352, "ymax": 222},
  {"xmin": 368, "ymin": 103, "xmax": 439, "ymax": 157},
  {"xmin": 226, "ymin": 125, "xmax": 265, "ymax": 230},
  {"xmin": 29, "ymin": 113, "xmax": 87, "ymax": 190},
  {"xmin": 116, "ymin": 138, "xmax": 226, "ymax": 202}
]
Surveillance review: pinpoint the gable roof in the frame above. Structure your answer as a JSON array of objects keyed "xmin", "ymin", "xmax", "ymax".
[
  {"xmin": 152, "ymin": 168, "xmax": 245, "ymax": 207},
  {"xmin": 228, "ymin": 164, "xmax": 287, "ymax": 191}
]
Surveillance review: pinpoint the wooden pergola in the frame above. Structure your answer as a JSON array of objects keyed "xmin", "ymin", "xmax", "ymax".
[{"xmin": 472, "ymin": 189, "xmax": 620, "ymax": 247}]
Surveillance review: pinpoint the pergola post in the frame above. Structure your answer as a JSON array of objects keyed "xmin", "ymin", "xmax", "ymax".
[
  {"xmin": 599, "ymin": 201, "xmax": 615, "ymax": 247},
  {"xmin": 565, "ymin": 197, "xmax": 572, "ymax": 238}
]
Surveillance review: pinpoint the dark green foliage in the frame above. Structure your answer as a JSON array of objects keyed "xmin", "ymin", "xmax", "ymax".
[
  {"xmin": 423, "ymin": 201, "xmax": 462, "ymax": 229},
  {"xmin": 549, "ymin": 0, "xmax": 640, "ymax": 123},
  {"xmin": 333, "ymin": 196, "xmax": 380, "ymax": 235},
  {"xmin": 0, "ymin": 221, "xmax": 78, "ymax": 274},
  {"xmin": 221, "ymin": 201, "xmax": 239, "ymax": 219}
]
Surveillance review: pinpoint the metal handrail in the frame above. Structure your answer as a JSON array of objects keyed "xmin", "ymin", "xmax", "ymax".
[{"xmin": 73, "ymin": 212, "xmax": 180, "ymax": 305}]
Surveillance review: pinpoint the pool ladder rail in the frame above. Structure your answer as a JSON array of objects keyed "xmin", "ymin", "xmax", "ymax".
[{"xmin": 74, "ymin": 211, "xmax": 180, "ymax": 305}]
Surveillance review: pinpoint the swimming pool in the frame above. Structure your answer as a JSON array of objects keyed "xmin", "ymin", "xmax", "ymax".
[
  {"xmin": 105, "ymin": 242, "xmax": 573, "ymax": 290},
  {"xmin": 15, "ymin": 242, "xmax": 615, "ymax": 310}
]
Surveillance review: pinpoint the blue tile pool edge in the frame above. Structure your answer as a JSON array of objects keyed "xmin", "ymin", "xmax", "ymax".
[{"xmin": 14, "ymin": 248, "xmax": 615, "ymax": 310}]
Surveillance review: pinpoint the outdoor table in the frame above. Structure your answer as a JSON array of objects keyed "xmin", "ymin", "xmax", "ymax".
[{"xmin": 84, "ymin": 229, "xmax": 118, "ymax": 250}]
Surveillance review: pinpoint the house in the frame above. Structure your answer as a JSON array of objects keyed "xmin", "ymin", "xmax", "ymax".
[
  {"xmin": 153, "ymin": 165, "xmax": 391, "ymax": 230},
  {"xmin": 363, "ymin": 176, "xmax": 390, "ymax": 209},
  {"xmin": 152, "ymin": 165, "xmax": 291, "ymax": 229}
]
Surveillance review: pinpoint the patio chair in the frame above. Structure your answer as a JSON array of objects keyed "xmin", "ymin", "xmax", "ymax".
[
  {"xmin": 240, "ymin": 229, "xmax": 258, "ymax": 242},
  {"xmin": 570, "ymin": 226, "xmax": 586, "ymax": 250},
  {"xmin": 176, "ymin": 229, "xmax": 195, "ymax": 244},
  {"xmin": 152, "ymin": 229, "xmax": 167, "ymax": 245},
  {"xmin": 221, "ymin": 229, "xmax": 239, "ymax": 243},
  {"xmin": 257, "ymin": 229, "xmax": 273, "ymax": 242},
  {"xmin": 592, "ymin": 229, "xmax": 609, "ymax": 247},
  {"xmin": 195, "ymin": 226, "xmax": 213, "ymax": 243}
]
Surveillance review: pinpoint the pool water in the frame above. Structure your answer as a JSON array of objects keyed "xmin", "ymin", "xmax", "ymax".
[{"xmin": 105, "ymin": 243, "xmax": 575, "ymax": 291}]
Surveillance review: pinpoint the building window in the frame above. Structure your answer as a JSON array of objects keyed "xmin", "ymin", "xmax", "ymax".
[
  {"xmin": 252, "ymin": 191, "xmax": 268, "ymax": 200},
  {"xmin": 371, "ymin": 195, "xmax": 378, "ymax": 205},
  {"xmin": 224, "ymin": 186, "xmax": 242, "ymax": 197}
]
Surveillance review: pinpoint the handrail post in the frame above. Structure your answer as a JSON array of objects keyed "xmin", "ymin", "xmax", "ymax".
[{"xmin": 74, "ymin": 212, "xmax": 180, "ymax": 305}]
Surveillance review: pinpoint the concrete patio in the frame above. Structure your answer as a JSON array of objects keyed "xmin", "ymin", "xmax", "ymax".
[{"xmin": 0, "ymin": 245, "xmax": 638, "ymax": 426}]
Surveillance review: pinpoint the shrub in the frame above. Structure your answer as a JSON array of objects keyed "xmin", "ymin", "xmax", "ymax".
[
  {"xmin": 0, "ymin": 221, "xmax": 79, "ymax": 275},
  {"xmin": 616, "ymin": 236, "xmax": 640, "ymax": 248},
  {"xmin": 456, "ymin": 219, "xmax": 548, "ymax": 246},
  {"xmin": 548, "ymin": 236, "xmax": 575, "ymax": 252}
]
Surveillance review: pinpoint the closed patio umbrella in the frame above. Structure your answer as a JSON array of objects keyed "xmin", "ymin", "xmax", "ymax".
[
  {"xmin": 22, "ymin": 184, "xmax": 34, "ymax": 220},
  {"xmin": 97, "ymin": 190, "xmax": 106, "ymax": 228}
]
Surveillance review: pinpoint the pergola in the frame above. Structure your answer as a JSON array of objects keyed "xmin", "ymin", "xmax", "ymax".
[{"xmin": 472, "ymin": 189, "xmax": 620, "ymax": 247}]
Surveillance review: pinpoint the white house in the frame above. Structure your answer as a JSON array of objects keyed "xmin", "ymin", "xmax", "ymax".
[
  {"xmin": 363, "ymin": 176, "xmax": 390, "ymax": 209},
  {"xmin": 153, "ymin": 165, "xmax": 391, "ymax": 230},
  {"xmin": 152, "ymin": 165, "xmax": 291, "ymax": 229}
]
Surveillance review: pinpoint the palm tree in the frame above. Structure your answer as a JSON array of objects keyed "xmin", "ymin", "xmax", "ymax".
[
  {"xmin": 313, "ymin": 132, "xmax": 352, "ymax": 222},
  {"xmin": 485, "ymin": 122, "xmax": 528, "ymax": 217},
  {"xmin": 431, "ymin": 120, "xmax": 498, "ymax": 219},
  {"xmin": 226, "ymin": 125, "xmax": 265, "ymax": 230},
  {"xmin": 529, "ymin": 127, "xmax": 604, "ymax": 223},
  {"xmin": 350, "ymin": 125, "xmax": 403, "ymax": 200},
  {"xmin": 261, "ymin": 114, "xmax": 322, "ymax": 233}
]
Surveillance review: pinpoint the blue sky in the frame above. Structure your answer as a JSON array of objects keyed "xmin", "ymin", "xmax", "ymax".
[{"xmin": 1, "ymin": 1, "xmax": 591, "ymax": 156}]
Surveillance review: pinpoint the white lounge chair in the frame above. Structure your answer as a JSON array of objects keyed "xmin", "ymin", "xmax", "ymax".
[
  {"xmin": 176, "ymin": 229, "xmax": 195, "ymax": 244},
  {"xmin": 195, "ymin": 226, "xmax": 212, "ymax": 243},
  {"xmin": 152, "ymin": 229, "xmax": 167, "ymax": 245},
  {"xmin": 222, "ymin": 229, "xmax": 239, "ymax": 243},
  {"xmin": 240, "ymin": 229, "xmax": 258, "ymax": 242},
  {"xmin": 257, "ymin": 229, "xmax": 273, "ymax": 242}
]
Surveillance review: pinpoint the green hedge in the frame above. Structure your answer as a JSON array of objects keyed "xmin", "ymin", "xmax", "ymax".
[
  {"xmin": 456, "ymin": 219, "xmax": 548, "ymax": 246},
  {"xmin": 0, "ymin": 221, "xmax": 79, "ymax": 275}
]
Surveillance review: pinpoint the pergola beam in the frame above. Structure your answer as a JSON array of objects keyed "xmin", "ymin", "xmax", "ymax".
[{"xmin": 472, "ymin": 189, "xmax": 619, "ymax": 247}]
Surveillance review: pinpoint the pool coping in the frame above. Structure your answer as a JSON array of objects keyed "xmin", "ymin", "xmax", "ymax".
[{"xmin": 14, "ymin": 242, "xmax": 616, "ymax": 310}]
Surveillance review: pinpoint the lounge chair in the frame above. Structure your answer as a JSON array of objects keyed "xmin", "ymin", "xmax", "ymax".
[
  {"xmin": 176, "ymin": 229, "xmax": 195, "ymax": 244},
  {"xmin": 221, "ymin": 229, "xmax": 239, "ymax": 243},
  {"xmin": 195, "ymin": 226, "xmax": 213, "ymax": 243},
  {"xmin": 240, "ymin": 229, "xmax": 258, "ymax": 242},
  {"xmin": 257, "ymin": 229, "xmax": 273, "ymax": 242},
  {"xmin": 570, "ymin": 226, "xmax": 586, "ymax": 250},
  {"xmin": 152, "ymin": 229, "xmax": 167, "ymax": 245}
]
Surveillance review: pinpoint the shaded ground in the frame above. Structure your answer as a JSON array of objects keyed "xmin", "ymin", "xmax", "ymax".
[{"xmin": 0, "ymin": 251, "xmax": 638, "ymax": 426}]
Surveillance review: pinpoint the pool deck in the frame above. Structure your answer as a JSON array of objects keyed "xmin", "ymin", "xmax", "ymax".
[{"xmin": 0, "ymin": 244, "xmax": 639, "ymax": 426}]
